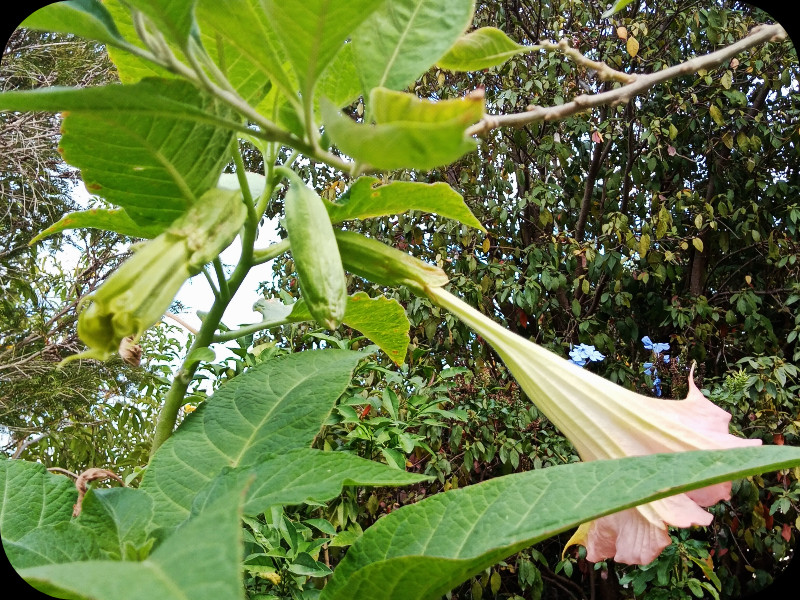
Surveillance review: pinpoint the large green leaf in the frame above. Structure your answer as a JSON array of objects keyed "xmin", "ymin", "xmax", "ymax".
[
  {"xmin": 320, "ymin": 446, "xmax": 800, "ymax": 600},
  {"xmin": 352, "ymin": 0, "xmax": 475, "ymax": 93},
  {"xmin": 194, "ymin": 0, "xmax": 295, "ymax": 105},
  {"xmin": 103, "ymin": 0, "xmax": 177, "ymax": 83},
  {"xmin": 140, "ymin": 350, "xmax": 362, "ymax": 531},
  {"xmin": 30, "ymin": 208, "xmax": 163, "ymax": 244},
  {"xmin": 125, "ymin": 0, "xmax": 198, "ymax": 48},
  {"xmin": 0, "ymin": 460, "xmax": 75, "ymax": 541},
  {"xmin": 322, "ymin": 88, "xmax": 483, "ymax": 171},
  {"xmin": 6, "ymin": 487, "xmax": 156, "ymax": 569},
  {"xmin": 282, "ymin": 292, "xmax": 411, "ymax": 365},
  {"xmin": 0, "ymin": 78, "xmax": 236, "ymax": 227},
  {"xmin": 19, "ymin": 487, "xmax": 246, "ymax": 600},
  {"xmin": 437, "ymin": 27, "xmax": 533, "ymax": 71},
  {"xmin": 192, "ymin": 448, "xmax": 430, "ymax": 517},
  {"xmin": 326, "ymin": 176, "xmax": 484, "ymax": 231},
  {"xmin": 261, "ymin": 0, "xmax": 387, "ymax": 97},
  {"xmin": 21, "ymin": 0, "xmax": 127, "ymax": 48}
]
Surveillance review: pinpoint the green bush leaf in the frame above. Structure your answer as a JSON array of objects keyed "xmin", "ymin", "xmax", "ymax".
[
  {"xmin": 322, "ymin": 88, "xmax": 483, "ymax": 171},
  {"xmin": 29, "ymin": 208, "xmax": 163, "ymax": 244},
  {"xmin": 19, "ymin": 487, "xmax": 247, "ymax": 600},
  {"xmin": 194, "ymin": 0, "xmax": 294, "ymax": 105},
  {"xmin": 0, "ymin": 460, "xmax": 76, "ymax": 541},
  {"xmin": 278, "ymin": 292, "xmax": 411, "ymax": 365},
  {"xmin": 321, "ymin": 446, "xmax": 800, "ymax": 600},
  {"xmin": 0, "ymin": 78, "xmax": 236, "ymax": 227},
  {"xmin": 191, "ymin": 448, "xmax": 430, "ymax": 517},
  {"xmin": 125, "ymin": 0, "xmax": 198, "ymax": 48},
  {"xmin": 437, "ymin": 27, "xmax": 533, "ymax": 71},
  {"xmin": 22, "ymin": 0, "xmax": 126, "ymax": 48},
  {"xmin": 326, "ymin": 176, "xmax": 485, "ymax": 231},
  {"xmin": 140, "ymin": 350, "xmax": 362, "ymax": 531},
  {"xmin": 262, "ymin": 0, "xmax": 386, "ymax": 97},
  {"xmin": 353, "ymin": 0, "xmax": 475, "ymax": 92}
]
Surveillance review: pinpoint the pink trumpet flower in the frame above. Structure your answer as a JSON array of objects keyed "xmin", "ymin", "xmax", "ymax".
[{"xmin": 427, "ymin": 286, "xmax": 761, "ymax": 565}]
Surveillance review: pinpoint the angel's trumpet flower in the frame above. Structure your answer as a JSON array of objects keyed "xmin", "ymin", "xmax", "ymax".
[{"xmin": 426, "ymin": 286, "xmax": 761, "ymax": 565}]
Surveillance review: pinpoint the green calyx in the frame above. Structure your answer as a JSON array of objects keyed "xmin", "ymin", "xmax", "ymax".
[{"xmin": 334, "ymin": 230, "xmax": 449, "ymax": 295}]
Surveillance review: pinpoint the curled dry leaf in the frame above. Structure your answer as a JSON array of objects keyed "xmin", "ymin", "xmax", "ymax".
[
  {"xmin": 72, "ymin": 467, "xmax": 124, "ymax": 517},
  {"xmin": 119, "ymin": 335, "xmax": 143, "ymax": 366}
]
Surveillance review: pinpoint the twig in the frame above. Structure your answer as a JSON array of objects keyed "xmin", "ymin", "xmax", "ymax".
[
  {"xmin": 164, "ymin": 312, "xmax": 200, "ymax": 335},
  {"xmin": 468, "ymin": 24, "xmax": 787, "ymax": 136}
]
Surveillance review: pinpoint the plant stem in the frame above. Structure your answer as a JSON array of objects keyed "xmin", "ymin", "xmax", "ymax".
[{"xmin": 149, "ymin": 141, "xmax": 262, "ymax": 457}]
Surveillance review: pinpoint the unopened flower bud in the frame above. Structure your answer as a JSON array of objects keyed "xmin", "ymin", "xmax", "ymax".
[{"xmin": 68, "ymin": 188, "xmax": 246, "ymax": 362}]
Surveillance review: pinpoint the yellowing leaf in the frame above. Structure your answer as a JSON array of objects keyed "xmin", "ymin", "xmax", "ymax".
[
  {"xmin": 722, "ymin": 131, "xmax": 733, "ymax": 149},
  {"xmin": 721, "ymin": 70, "xmax": 733, "ymax": 89},
  {"xmin": 737, "ymin": 131, "xmax": 749, "ymax": 151},
  {"xmin": 692, "ymin": 237, "xmax": 704, "ymax": 252},
  {"xmin": 626, "ymin": 36, "xmax": 639, "ymax": 58},
  {"xmin": 668, "ymin": 123, "xmax": 678, "ymax": 140},
  {"xmin": 482, "ymin": 237, "xmax": 491, "ymax": 253},
  {"xmin": 617, "ymin": 26, "xmax": 628, "ymax": 40},
  {"xmin": 709, "ymin": 104, "xmax": 724, "ymax": 126}
]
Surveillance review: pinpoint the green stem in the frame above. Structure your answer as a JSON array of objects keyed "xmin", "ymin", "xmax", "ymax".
[
  {"xmin": 212, "ymin": 316, "xmax": 295, "ymax": 343},
  {"xmin": 252, "ymin": 239, "xmax": 290, "ymax": 265},
  {"xmin": 213, "ymin": 258, "xmax": 230, "ymax": 300},
  {"xmin": 150, "ymin": 144, "xmax": 261, "ymax": 457}
]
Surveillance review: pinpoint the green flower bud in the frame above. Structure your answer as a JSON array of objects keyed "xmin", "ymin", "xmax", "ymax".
[
  {"xmin": 70, "ymin": 188, "xmax": 247, "ymax": 362},
  {"xmin": 334, "ymin": 230, "xmax": 448, "ymax": 295}
]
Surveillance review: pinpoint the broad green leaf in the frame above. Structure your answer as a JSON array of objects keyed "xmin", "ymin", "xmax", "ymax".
[
  {"xmin": 370, "ymin": 87, "xmax": 483, "ymax": 124},
  {"xmin": 321, "ymin": 446, "xmax": 800, "ymax": 600},
  {"xmin": 6, "ymin": 522, "xmax": 106, "ymax": 571},
  {"xmin": 602, "ymin": 0, "xmax": 637, "ymax": 18},
  {"xmin": 437, "ymin": 27, "xmax": 532, "ymax": 71},
  {"xmin": 19, "ymin": 487, "xmax": 246, "ymax": 600},
  {"xmin": 6, "ymin": 488, "xmax": 156, "ymax": 569},
  {"xmin": 195, "ymin": 0, "xmax": 295, "ymax": 105},
  {"xmin": 339, "ymin": 292, "xmax": 410, "ymax": 365},
  {"xmin": 0, "ymin": 460, "xmax": 75, "ymax": 542},
  {"xmin": 353, "ymin": 0, "xmax": 475, "ymax": 92},
  {"xmin": 104, "ymin": 0, "xmax": 175, "ymax": 83},
  {"xmin": 316, "ymin": 42, "xmax": 362, "ymax": 114},
  {"xmin": 322, "ymin": 88, "xmax": 483, "ymax": 171},
  {"xmin": 30, "ymin": 208, "xmax": 163, "ymax": 244},
  {"xmin": 326, "ymin": 176, "xmax": 485, "ymax": 231},
  {"xmin": 191, "ymin": 448, "xmax": 430, "ymax": 516},
  {"xmin": 262, "ymin": 0, "xmax": 387, "ymax": 98},
  {"xmin": 125, "ymin": 0, "xmax": 198, "ymax": 48},
  {"xmin": 0, "ymin": 78, "xmax": 236, "ymax": 226},
  {"xmin": 22, "ymin": 0, "xmax": 127, "ymax": 48},
  {"xmin": 282, "ymin": 293, "xmax": 411, "ymax": 365},
  {"xmin": 71, "ymin": 488, "xmax": 156, "ymax": 559},
  {"xmin": 140, "ymin": 350, "xmax": 361, "ymax": 531}
]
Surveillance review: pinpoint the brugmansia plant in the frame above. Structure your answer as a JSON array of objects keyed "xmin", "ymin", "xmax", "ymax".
[{"xmin": 0, "ymin": 1, "xmax": 797, "ymax": 599}]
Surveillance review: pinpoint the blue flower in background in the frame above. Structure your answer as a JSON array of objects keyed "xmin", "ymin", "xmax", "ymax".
[
  {"xmin": 641, "ymin": 336, "xmax": 669, "ymax": 396},
  {"xmin": 641, "ymin": 336, "xmax": 670, "ymax": 355},
  {"xmin": 569, "ymin": 343, "xmax": 605, "ymax": 367}
]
